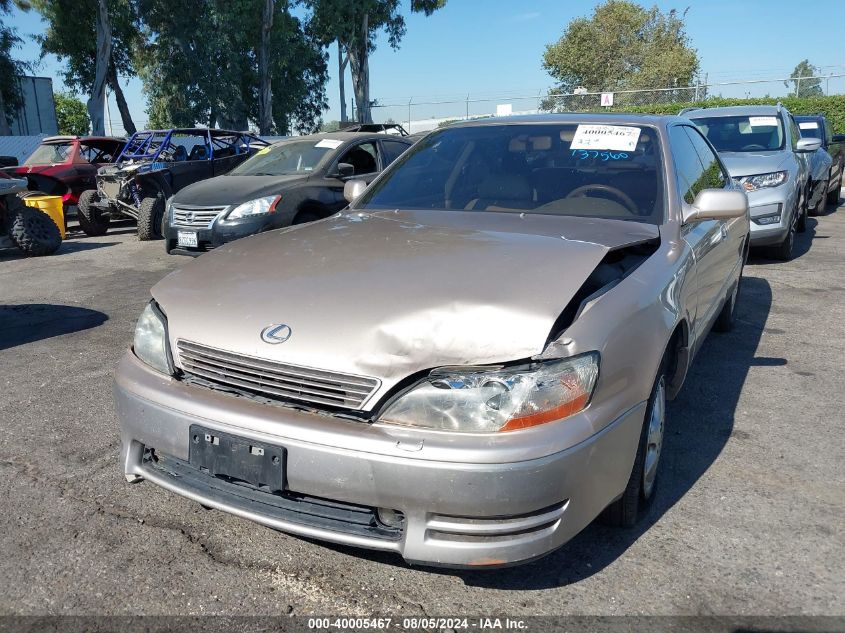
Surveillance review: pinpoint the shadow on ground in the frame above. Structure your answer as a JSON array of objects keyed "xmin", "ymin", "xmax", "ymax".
[
  {"xmin": 312, "ymin": 276, "xmax": 775, "ymax": 589},
  {"xmin": 0, "ymin": 304, "xmax": 108, "ymax": 350}
]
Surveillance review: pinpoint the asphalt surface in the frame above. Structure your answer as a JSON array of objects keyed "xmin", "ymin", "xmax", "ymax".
[{"xmin": 0, "ymin": 204, "xmax": 843, "ymax": 618}]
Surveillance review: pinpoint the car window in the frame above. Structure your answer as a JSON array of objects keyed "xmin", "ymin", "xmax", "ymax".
[
  {"xmin": 79, "ymin": 142, "xmax": 119, "ymax": 164},
  {"xmin": 381, "ymin": 140, "xmax": 409, "ymax": 166},
  {"xmin": 683, "ymin": 126, "xmax": 727, "ymax": 189},
  {"xmin": 338, "ymin": 141, "xmax": 379, "ymax": 176},
  {"xmin": 669, "ymin": 126, "xmax": 709, "ymax": 205},
  {"xmin": 228, "ymin": 139, "xmax": 333, "ymax": 176},
  {"xmin": 692, "ymin": 115, "xmax": 785, "ymax": 152},
  {"xmin": 355, "ymin": 123, "xmax": 664, "ymax": 223},
  {"xmin": 24, "ymin": 143, "xmax": 73, "ymax": 165}
]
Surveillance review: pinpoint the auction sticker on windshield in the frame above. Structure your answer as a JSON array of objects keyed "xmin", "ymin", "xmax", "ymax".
[
  {"xmin": 799, "ymin": 121, "xmax": 819, "ymax": 130},
  {"xmin": 315, "ymin": 139, "xmax": 343, "ymax": 149},
  {"xmin": 570, "ymin": 125, "xmax": 641, "ymax": 152},
  {"xmin": 749, "ymin": 116, "xmax": 778, "ymax": 127}
]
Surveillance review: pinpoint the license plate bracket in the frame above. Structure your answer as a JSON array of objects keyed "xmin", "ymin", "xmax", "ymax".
[
  {"xmin": 177, "ymin": 231, "xmax": 198, "ymax": 247},
  {"xmin": 189, "ymin": 425, "xmax": 285, "ymax": 493}
]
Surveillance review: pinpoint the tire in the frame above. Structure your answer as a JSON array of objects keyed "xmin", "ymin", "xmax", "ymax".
[
  {"xmin": 601, "ymin": 362, "xmax": 667, "ymax": 527},
  {"xmin": 76, "ymin": 189, "xmax": 111, "ymax": 236},
  {"xmin": 796, "ymin": 192, "xmax": 808, "ymax": 233},
  {"xmin": 826, "ymin": 165, "xmax": 842, "ymax": 206},
  {"xmin": 8, "ymin": 197, "xmax": 62, "ymax": 256},
  {"xmin": 714, "ymin": 276, "xmax": 741, "ymax": 333},
  {"xmin": 809, "ymin": 181, "xmax": 828, "ymax": 216},
  {"xmin": 771, "ymin": 201, "xmax": 798, "ymax": 261},
  {"xmin": 137, "ymin": 194, "xmax": 166, "ymax": 241}
]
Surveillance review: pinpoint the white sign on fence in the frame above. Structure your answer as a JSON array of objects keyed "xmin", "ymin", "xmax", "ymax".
[{"xmin": 601, "ymin": 92, "xmax": 614, "ymax": 107}]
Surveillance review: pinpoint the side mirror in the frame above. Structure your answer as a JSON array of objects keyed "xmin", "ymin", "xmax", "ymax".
[
  {"xmin": 343, "ymin": 179, "xmax": 367, "ymax": 203},
  {"xmin": 832, "ymin": 134, "xmax": 845, "ymax": 144},
  {"xmin": 684, "ymin": 189, "xmax": 748, "ymax": 224},
  {"xmin": 336, "ymin": 162, "xmax": 355, "ymax": 179},
  {"xmin": 796, "ymin": 138, "xmax": 822, "ymax": 153}
]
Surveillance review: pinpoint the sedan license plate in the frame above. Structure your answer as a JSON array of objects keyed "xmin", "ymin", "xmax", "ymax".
[
  {"xmin": 189, "ymin": 425, "xmax": 285, "ymax": 492},
  {"xmin": 177, "ymin": 231, "xmax": 198, "ymax": 248}
]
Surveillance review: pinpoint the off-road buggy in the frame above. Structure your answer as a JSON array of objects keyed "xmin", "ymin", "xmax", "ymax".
[
  {"xmin": 0, "ymin": 173, "xmax": 62, "ymax": 257},
  {"xmin": 2, "ymin": 136, "xmax": 125, "ymax": 214},
  {"xmin": 79, "ymin": 128, "xmax": 268, "ymax": 240}
]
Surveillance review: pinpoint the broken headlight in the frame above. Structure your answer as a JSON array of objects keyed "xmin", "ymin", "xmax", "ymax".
[
  {"xmin": 378, "ymin": 353, "xmax": 599, "ymax": 433},
  {"xmin": 133, "ymin": 302, "xmax": 173, "ymax": 375}
]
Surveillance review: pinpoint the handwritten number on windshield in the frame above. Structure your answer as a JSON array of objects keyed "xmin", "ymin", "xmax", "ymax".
[{"xmin": 571, "ymin": 149, "xmax": 629, "ymax": 161}]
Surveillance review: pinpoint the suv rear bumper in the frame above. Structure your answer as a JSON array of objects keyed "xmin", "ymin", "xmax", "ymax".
[{"xmin": 115, "ymin": 352, "xmax": 645, "ymax": 568}]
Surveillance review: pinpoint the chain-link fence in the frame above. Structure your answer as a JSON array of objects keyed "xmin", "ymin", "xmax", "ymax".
[{"xmin": 370, "ymin": 74, "xmax": 845, "ymax": 134}]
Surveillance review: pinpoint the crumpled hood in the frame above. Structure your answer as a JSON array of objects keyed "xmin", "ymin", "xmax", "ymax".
[
  {"xmin": 153, "ymin": 209, "xmax": 658, "ymax": 390},
  {"xmin": 171, "ymin": 174, "xmax": 309, "ymax": 207},
  {"xmin": 718, "ymin": 150, "xmax": 791, "ymax": 177}
]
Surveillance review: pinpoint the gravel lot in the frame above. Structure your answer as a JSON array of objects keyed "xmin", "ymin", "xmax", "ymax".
[{"xmin": 1, "ymin": 202, "xmax": 843, "ymax": 619}]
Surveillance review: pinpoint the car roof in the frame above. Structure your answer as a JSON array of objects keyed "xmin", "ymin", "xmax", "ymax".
[
  {"xmin": 42, "ymin": 135, "xmax": 125, "ymax": 143},
  {"xmin": 684, "ymin": 105, "xmax": 782, "ymax": 119},
  {"xmin": 448, "ymin": 112, "xmax": 684, "ymax": 130},
  {"xmin": 794, "ymin": 114, "xmax": 824, "ymax": 121}
]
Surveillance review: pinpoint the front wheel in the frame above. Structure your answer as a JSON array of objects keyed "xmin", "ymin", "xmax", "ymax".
[
  {"xmin": 8, "ymin": 197, "xmax": 62, "ymax": 256},
  {"xmin": 601, "ymin": 365, "xmax": 666, "ymax": 527},
  {"xmin": 77, "ymin": 189, "xmax": 111, "ymax": 236},
  {"xmin": 137, "ymin": 194, "xmax": 165, "ymax": 241}
]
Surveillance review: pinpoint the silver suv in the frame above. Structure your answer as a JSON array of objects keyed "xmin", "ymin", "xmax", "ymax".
[{"xmin": 686, "ymin": 104, "xmax": 821, "ymax": 260}]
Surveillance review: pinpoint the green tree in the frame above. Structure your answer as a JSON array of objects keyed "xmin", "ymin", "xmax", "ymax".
[
  {"xmin": 0, "ymin": 0, "xmax": 31, "ymax": 135},
  {"xmin": 30, "ymin": 0, "xmax": 140, "ymax": 134},
  {"xmin": 542, "ymin": 0, "xmax": 699, "ymax": 108},
  {"xmin": 54, "ymin": 91, "xmax": 89, "ymax": 135},
  {"xmin": 307, "ymin": 0, "xmax": 446, "ymax": 124},
  {"xmin": 138, "ymin": 0, "xmax": 326, "ymax": 134},
  {"xmin": 787, "ymin": 60, "xmax": 823, "ymax": 97}
]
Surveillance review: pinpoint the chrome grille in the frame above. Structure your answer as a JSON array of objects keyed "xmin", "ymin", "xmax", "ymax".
[
  {"xmin": 176, "ymin": 340, "xmax": 380, "ymax": 410},
  {"xmin": 171, "ymin": 205, "xmax": 226, "ymax": 229}
]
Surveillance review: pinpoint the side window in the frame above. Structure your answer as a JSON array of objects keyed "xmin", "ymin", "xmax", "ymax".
[
  {"xmin": 381, "ymin": 140, "xmax": 409, "ymax": 167},
  {"xmin": 669, "ymin": 126, "xmax": 706, "ymax": 204},
  {"xmin": 684, "ymin": 127, "xmax": 728, "ymax": 189},
  {"xmin": 338, "ymin": 141, "xmax": 379, "ymax": 176}
]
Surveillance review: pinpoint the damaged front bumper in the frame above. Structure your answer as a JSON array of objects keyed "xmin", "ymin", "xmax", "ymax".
[{"xmin": 114, "ymin": 351, "xmax": 645, "ymax": 568}]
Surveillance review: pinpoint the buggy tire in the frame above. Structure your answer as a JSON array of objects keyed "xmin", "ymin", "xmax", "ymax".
[
  {"xmin": 77, "ymin": 189, "xmax": 111, "ymax": 236},
  {"xmin": 601, "ymin": 359, "xmax": 667, "ymax": 528},
  {"xmin": 137, "ymin": 194, "xmax": 165, "ymax": 241},
  {"xmin": 8, "ymin": 197, "xmax": 62, "ymax": 256}
]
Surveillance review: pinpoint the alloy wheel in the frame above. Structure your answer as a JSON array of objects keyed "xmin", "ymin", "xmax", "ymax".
[{"xmin": 642, "ymin": 376, "xmax": 666, "ymax": 499}]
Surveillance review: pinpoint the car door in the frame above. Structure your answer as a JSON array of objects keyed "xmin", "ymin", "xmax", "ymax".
[
  {"xmin": 684, "ymin": 125, "xmax": 744, "ymax": 302},
  {"xmin": 669, "ymin": 125, "xmax": 727, "ymax": 343}
]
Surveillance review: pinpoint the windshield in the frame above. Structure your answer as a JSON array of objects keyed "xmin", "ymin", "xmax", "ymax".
[
  {"xmin": 692, "ymin": 115, "xmax": 784, "ymax": 152},
  {"xmin": 25, "ymin": 142, "xmax": 73, "ymax": 165},
  {"xmin": 229, "ymin": 139, "xmax": 334, "ymax": 176},
  {"xmin": 355, "ymin": 123, "xmax": 664, "ymax": 223},
  {"xmin": 797, "ymin": 120, "xmax": 822, "ymax": 140}
]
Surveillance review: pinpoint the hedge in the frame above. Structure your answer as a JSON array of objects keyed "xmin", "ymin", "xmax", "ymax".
[{"xmin": 598, "ymin": 95, "xmax": 845, "ymax": 134}]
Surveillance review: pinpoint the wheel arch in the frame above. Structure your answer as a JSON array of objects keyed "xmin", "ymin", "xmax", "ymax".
[{"xmin": 665, "ymin": 318, "xmax": 690, "ymax": 401}]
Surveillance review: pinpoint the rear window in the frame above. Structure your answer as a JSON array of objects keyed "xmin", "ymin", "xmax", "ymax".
[
  {"xmin": 692, "ymin": 115, "xmax": 785, "ymax": 152},
  {"xmin": 797, "ymin": 120, "xmax": 822, "ymax": 140},
  {"xmin": 355, "ymin": 123, "xmax": 664, "ymax": 223},
  {"xmin": 25, "ymin": 143, "xmax": 73, "ymax": 165}
]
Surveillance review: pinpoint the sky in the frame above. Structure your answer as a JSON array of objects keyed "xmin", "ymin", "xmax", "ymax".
[{"xmin": 7, "ymin": 0, "xmax": 845, "ymax": 135}]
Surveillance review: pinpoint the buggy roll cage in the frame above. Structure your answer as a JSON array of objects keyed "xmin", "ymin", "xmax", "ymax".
[{"xmin": 116, "ymin": 129, "xmax": 269, "ymax": 164}]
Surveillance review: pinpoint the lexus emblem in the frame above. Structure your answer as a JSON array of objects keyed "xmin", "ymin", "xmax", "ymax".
[{"xmin": 261, "ymin": 324, "xmax": 292, "ymax": 344}]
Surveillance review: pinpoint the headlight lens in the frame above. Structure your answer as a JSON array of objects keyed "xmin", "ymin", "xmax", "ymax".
[
  {"xmin": 378, "ymin": 353, "xmax": 599, "ymax": 433},
  {"xmin": 227, "ymin": 195, "xmax": 280, "ymax": 219},
  {"xmin": 133, "ymin": 302, "xmax": 172, "ymax": 374},
  {"xmin": 735, "ymin": 171, "xmax": 788, "ymax": 191}
]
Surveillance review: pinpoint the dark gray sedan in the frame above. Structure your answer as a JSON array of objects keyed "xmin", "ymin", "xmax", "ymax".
[{"xmin": 163, "ymin": 132, "xmax": 413, "ymax": 255}]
